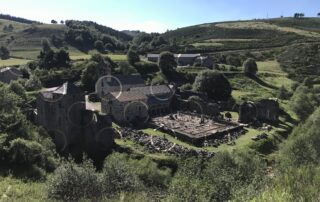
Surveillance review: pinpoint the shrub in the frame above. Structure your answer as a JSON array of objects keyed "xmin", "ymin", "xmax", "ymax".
[
  {"xmin": 9, "ymin": 138, "xmax": 44, "ymax": 165},
  {"xmin": 179, "ymin": 83, "xmax": 192, "ymax": 91},
  {"xmin": 133, "ymin": 157, "xmax": 171, "ymax": 189},
  {"xmin": 47, "ymin": 159, "xmax": 101, "ymax": 201},
  {"xmin": 100, "ymin": 153, "xmax": 141, "ymax": 195}
]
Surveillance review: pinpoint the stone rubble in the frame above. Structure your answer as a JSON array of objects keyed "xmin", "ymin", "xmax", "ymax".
[{"xmin": 119, "ymin": 128, "xmax": 215, "ymax": 159}]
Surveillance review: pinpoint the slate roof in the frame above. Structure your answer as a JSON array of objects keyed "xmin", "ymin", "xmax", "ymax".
[
  {"xmin": 101, "ymin": 74, "xmax": 144, "ymax": 87},
  {"xmin": 130, "ymin": 85, "xmax": 172, "ymax": 96},
  {"xmin": 41, "ymin": 82, "xmax": 82, "ymax": 97},
  {"xmin": 109, "ymin": 91, "xmax": 147, "ymax": 102},
  {"xmin": 0, "ymin": 67, "xmax": 22, "ymax": 76}
]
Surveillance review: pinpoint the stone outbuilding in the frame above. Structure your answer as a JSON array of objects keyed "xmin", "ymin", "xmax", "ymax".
[
  {"xmin": 96, "ymin": 74, "xmax": 145, "ymax": 97},
  {"xmin": 238, "ymin": 99, "xmax": 280, "ymax": 124},
  {"xmin": 0, "ymin": 67, "xmax": 22, "ymax": 84},
  {"xmin": 256, "ymin": 98, "xmax": 280, "ymax": 123}
]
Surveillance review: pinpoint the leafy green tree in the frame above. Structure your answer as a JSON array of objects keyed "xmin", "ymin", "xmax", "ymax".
[
  {"xmin": 193, "ymin": 70, "xmax": 232, "ymax": 101},
  {"xmin": 55, "ymin": 49, "xmax": 71, "ymax": 67},
  {"xmin": 81, "ymin": 54, "xmax": 114, "ymax": 90},
  {"xmin": 127, "ymin": 47, "xmax": 140, "ymax": 65},
  {"xmin": 159, "ymin": 51, "xmax": 177, "ymax": 75},
  {"xmin": 0, "ymin": 46, "xmax": 10, "ymax": 60},
  {"xmin": 94, "ymin": 40, "xmax": 105, "ymax": 53},
  {"xmin": 41, "ymin": 39, "xmax": 52, "ymax": 53},
  {"xmin": 243, "ymin": 58, "xmax": 258, "ymax": 76},
  {"xmin": 81, "ymin": 61, "xmax": 100, "ymax": 91},
  {"xmin": 104, "ymin": 43, "xmax": 114, "ymax": 52}
]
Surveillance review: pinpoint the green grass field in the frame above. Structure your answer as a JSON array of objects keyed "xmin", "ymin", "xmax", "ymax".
[
  {"xmin": 0, "ymin": 58, "xmax": 32, "ymax": 67},
  {"xmin": 256, "ymin": 60, "xmax": 284, "ymax": 74},
  {"xmin": 70, "ymin": 53, "xmax": 127, "ymax": 62},
  {"xmin": 215, "ymin": 21, "xmax": 320, "ymax": 38},
  {"xmin": 0, "ymin": 177, "xmax": 46, "ymax": 201}
]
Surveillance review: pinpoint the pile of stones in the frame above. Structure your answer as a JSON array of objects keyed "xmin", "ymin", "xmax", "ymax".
[
  {"xmin": 120, "ymin": 128, "xmax": 215, "ymax": 158},
  {"xmin": 204, "ymin": 129, "xmax": 246, "ymax": 147}
]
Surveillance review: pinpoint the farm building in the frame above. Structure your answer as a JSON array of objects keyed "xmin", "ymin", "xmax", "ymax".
[
  {"xmin": 0, "ymin": 67, "xmax": 22, "ymax": 84},
  {"xmin": 96, "ymin": 73, "xmax": 145, "ymax": 97},
  {"xmin": 147, "ymin": 53, "xmax": 201, "ymax": 66},
  {"xmin": 130, "ymin": 85, "xmax": 174, "ymax": 116},
  {"xmin": 101, "ymin": 84, "xmax": 175, "ymax": 123},
  {"xmin": 102, "ymin": 91, "xmax": 149, "ymax": 123}
]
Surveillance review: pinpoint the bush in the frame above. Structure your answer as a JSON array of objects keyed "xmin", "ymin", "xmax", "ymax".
[
  {"xmin": 133, "ymin": 157, "xmax": 171, "ymax": 189},
  {"xmin": 47, "ymin": 159, "xmax": 101, "ymax": 201},
  {"xmin": 180, "ymin": 83, "xmax": 192, "ymax": 91},
  {"xmin": 9, "ymin": 138, "xmax": 44, "ymax": 165},
  {"xmin": 100, "ymin": 153, "xmax": 142, "ymax": 195}
]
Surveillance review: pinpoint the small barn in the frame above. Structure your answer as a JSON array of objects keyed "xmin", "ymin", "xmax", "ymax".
[{"xmin": 96, "ymin": 74, "xmax": 145, "ymax": 97}]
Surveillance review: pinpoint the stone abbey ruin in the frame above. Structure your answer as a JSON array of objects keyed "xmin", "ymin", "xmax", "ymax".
[{"xmin": 34, "ymin": 72, "xmax": 280, "ymax": 154}]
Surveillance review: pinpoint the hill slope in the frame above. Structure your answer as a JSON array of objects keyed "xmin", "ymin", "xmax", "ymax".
[{"xmin": 162, "ymin": 17, "xmax": 320, "ymax": 53}]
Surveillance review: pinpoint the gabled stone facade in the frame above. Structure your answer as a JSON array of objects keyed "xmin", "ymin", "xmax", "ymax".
[{"xmin": 37, "ymin": 82, "xmax": 114, "ymax": 156}]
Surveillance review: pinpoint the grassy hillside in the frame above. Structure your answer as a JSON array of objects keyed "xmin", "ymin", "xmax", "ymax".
[
  {"xmin": 0, "ymin": 17, "xmax": 132, "ymax": 61},
  {"xmin": 163, "ymin": 18, "xmax": 320, "ymax": 53}
]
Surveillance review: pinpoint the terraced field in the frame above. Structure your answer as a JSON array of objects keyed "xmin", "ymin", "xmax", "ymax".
[
  {"xmin": 0, "ymin": 58, "xmax": 32, "ymax": 67},
  {"xmin": 215, "ymin": 21, "xmax": 320, "ymax": 38}
]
